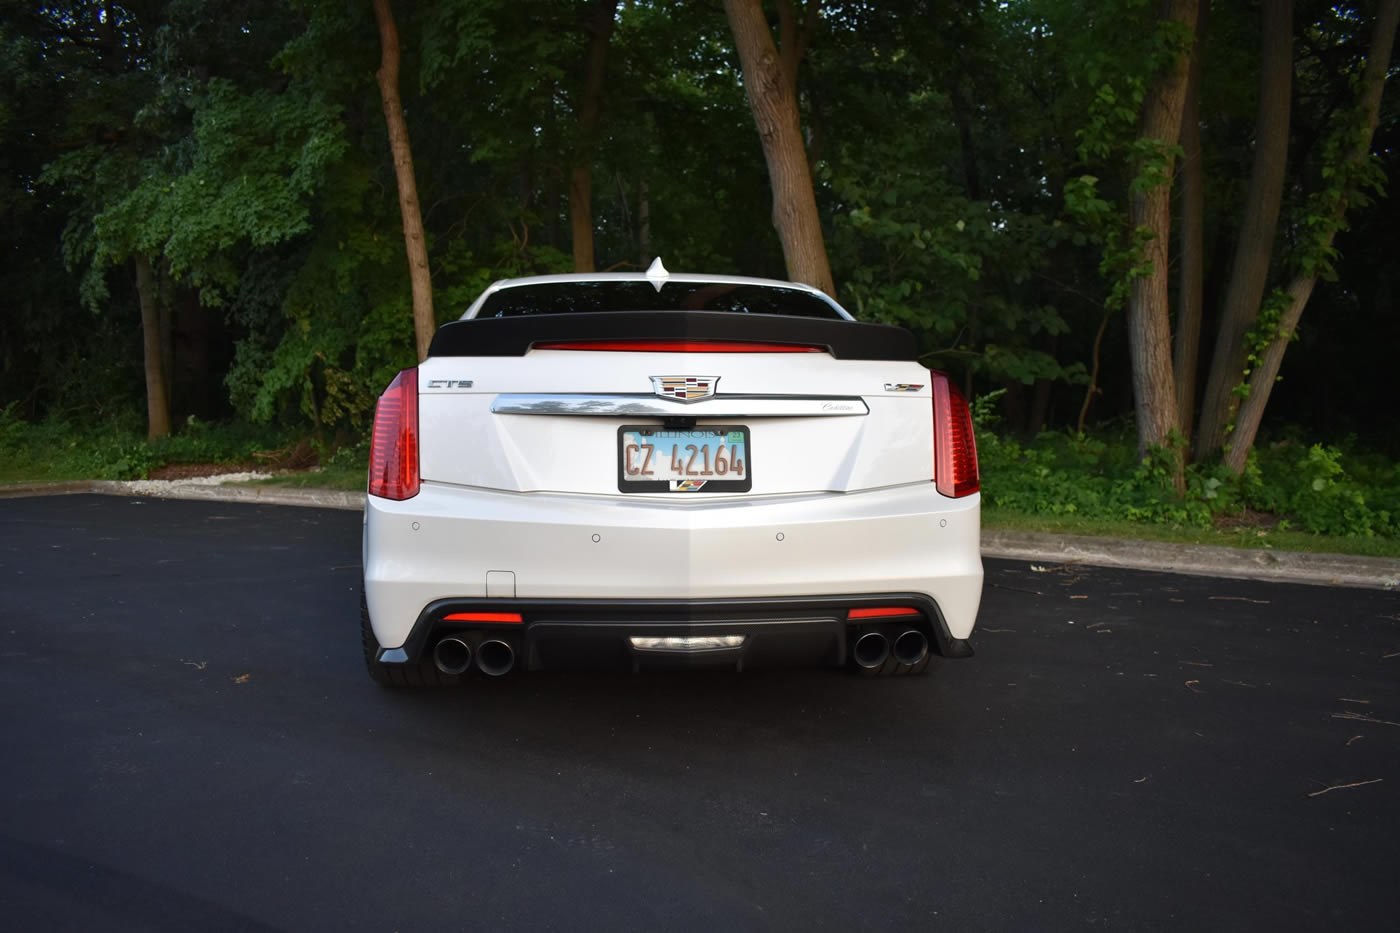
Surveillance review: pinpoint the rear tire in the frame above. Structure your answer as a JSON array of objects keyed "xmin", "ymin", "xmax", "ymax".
[{"xmin": 361, "ymin": 589, "xmax": 457, "ymax": 687}]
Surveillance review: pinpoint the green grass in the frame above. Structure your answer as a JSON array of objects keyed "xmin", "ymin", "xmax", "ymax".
[
  {"xmin": 249, "ymin": 464, "xmax": 366, "ymax": 491},
  {"xmin": 0, "ymin": 445, "xmax": 94, "ymax": 485},
  {"xmin": 983, "ymin": 508, "xmax": 1400, "ymax": 560},
  {"xmin": 0, "ymin": 413, "xmax": 304, "ymax": 483}
]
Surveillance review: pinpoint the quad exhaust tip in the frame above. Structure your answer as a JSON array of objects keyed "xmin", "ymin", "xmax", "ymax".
[
  {"xmin": 852, "ymin": 631, "xmax": 890, "ymax": 670},
  {"xmin": 476, "ymin": 639, "xmax": 516, "ymax": 677},
  {"xmin": 432, "ymin": 637, "xmax": 473, "ymax": 675},
  {"xmin": 893, "ymin": 630, "xmax": 929, "ymax": 666}
]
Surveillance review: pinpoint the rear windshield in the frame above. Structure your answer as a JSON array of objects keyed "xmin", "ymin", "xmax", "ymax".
[{"xmin": 475, "ymin": 281, "xmax": 845, "ymax": 319}]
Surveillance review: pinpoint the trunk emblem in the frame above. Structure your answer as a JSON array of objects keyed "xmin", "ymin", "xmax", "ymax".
[
  {"xmin": 650, "ymin": 375, "xmax": 719, "ymax": 402},
  {"xmin": 884, "ymin": 383, "xmax": 924, "ymax": 392}
]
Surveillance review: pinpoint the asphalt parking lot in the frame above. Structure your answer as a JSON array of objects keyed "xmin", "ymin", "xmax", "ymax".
[{"xmin": 2, "ymin": 494, "xmax": 1398, "ymax": 930}]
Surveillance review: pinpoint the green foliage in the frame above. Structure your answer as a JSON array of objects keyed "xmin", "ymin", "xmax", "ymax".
[
  {"xmin": 978, "ymin": 416, "xmax": 1400, "ymax": 540},
  {"xmin": 978, "ymin": 428, "xmax": 1212, "ymax": 527},
  {"xmin": 0, "ymin": 409, "xmax": 299, "ymax": 482},
  {"xmin": 1249, "ymin": 442, "xmax": 1399, "ymax": 537},
  {"xmin": 1230, "ymin": 288, "xmax": 1296, "ymax": 405},
  {"xmin": 1290, "ymin": 48, "xmax": 1391, "ymax": 283},
  {"xmin": 828, "ymin": 142, "xmax": 1083, "ymax": 389}
]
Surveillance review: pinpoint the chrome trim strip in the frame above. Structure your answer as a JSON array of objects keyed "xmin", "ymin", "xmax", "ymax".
[{"xmin": 490, "ymin": 394, "xmax": 869, "ymax": 417}]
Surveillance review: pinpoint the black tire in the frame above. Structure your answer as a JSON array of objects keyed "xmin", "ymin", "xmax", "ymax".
[{"xmin": 361, "ymin": 590, "xmax": 457, "ymax": 687}]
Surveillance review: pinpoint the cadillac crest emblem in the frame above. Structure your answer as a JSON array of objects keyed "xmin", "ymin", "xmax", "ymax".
[{"xmin": 650, "ymin": 375, "xmax": 718, "ymax": 402}]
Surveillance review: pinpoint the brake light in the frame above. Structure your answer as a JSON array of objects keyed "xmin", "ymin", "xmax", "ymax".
[
  {"xmin": 532, "ymin": 340, "xmax": 823, "ymax": 353},
  {"xmin": 931, "ymin": 371, "xmax": 979, "ymax": 497},
  {"xmin": 368, "ymin": 367, "xmax": 420, "ymax": 500}
]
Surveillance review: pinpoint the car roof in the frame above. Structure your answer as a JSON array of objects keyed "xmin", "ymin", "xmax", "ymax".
[{"xmin": 458, "ymin": 262, "xmax": 852, "ymax": 320}]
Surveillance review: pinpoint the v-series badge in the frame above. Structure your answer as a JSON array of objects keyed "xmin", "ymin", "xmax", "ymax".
[{"xmin": 426, "ymin": 379, "xmax": 473, "ymax": 389}]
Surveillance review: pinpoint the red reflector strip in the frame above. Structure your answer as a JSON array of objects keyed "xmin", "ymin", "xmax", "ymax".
[
  {"xmin": 532, "ymin": 340, "xmax": 823, "ymax": 353},
  {"xmin": 443, "ymin": 612, "xmax": 524, "ymax": 623},
  {"xmin": 846, "ymin": 607, "xmax": 921, "ymax": 620}
]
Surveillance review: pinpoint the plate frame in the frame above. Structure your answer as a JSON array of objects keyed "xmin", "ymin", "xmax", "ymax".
[{"xmin": 616, "ymin": 424, "xmax": 752, "ymax": 493}]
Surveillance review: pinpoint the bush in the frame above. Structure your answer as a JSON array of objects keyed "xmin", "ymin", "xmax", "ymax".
[
  {"xmin": 0, "ymin": 411, "xmax": 301, "ymax": 482},
  {"xmin": 1249, "ymin": 442, "xmax": 1398, "ymax": 537},
  {"xmin": 975, "ymin": 404, "xmax": 1399, "ymax": 539}
]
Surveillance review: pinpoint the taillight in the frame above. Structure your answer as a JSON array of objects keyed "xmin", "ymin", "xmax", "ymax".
[
  {"xmin": 532, "ymin": 340, "xmax": 823, "ymax": 353},
  {"xmin": 930, "ymin": 371, "xmax": 979, "ymax": 498},
  {"xmin": 368, "ymin": 367, "xmax": 420, "ymax": 500}
]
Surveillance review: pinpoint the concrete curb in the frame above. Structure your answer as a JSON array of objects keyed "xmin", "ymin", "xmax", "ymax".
[
  {"xmin": 0, "ymin": 479, "xmax": 365, "ymax": 512},
  {"xmin": 4, "ymin": 480, "xmax": 1397, "ymax": 590},
  {"xmin": 981, "ymin": 529, "xmax": 1399, "ymax": 591}
]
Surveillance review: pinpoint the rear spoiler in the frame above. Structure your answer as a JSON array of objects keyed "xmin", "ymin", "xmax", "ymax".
[{"xmin": 427, "ymin": 311, "xmax": 919, "ymax": 362}]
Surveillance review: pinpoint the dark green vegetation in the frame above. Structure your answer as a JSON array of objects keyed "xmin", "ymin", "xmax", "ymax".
[
  {"xmin": 0, "ymin": 410, "xmax": 306, "ymax": 484},
  {"xmin": 979, "ymin": 431, "xmax": 1400, "ymax": 558},
  {"xmin": 2, "ymin": 1, "xmax": 1397, "ymax": 549}
]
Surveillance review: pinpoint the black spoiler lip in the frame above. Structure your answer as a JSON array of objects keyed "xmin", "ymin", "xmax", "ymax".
[{"xmin": 427, "ymin": 311, "xmax": 920, "ymax": 362}]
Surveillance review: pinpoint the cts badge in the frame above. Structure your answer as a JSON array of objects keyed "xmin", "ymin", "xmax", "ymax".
[
  {"xmin": 650, "ymin": 375, "xmax": 718, "ymax": 402},
  {"xmin": 426, "ymin": 379, "xmax": 474, "ymax": 389}
]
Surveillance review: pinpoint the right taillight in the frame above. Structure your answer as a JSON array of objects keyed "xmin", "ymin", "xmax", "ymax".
[
  {"xmin": 368, "ymin": 367, "xmax": 420, "ymax": 500},
  {"xmin": 930, "ymin": 371, "xmax": 979, "ymax": 498}
]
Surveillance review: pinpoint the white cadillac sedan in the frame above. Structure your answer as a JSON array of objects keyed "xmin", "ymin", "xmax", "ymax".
[{"xmin": 361, "ymin": 261, "xmax": 982, "ymax": 683}]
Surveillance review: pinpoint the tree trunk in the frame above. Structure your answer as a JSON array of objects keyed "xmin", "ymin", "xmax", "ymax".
[
  {"xmin": 637, "ymin": 175, "xmax": 651, "ymax": 267},
  {"xmin": 1194, "ymin": 0, "xmax": 1293, "ymax": 460},
  {"xmin": 723, "ymin": 0, "xmax": 835, "ymax": 295},
  {"xmin": 1078, "ymin": 310, "xmax": 1112, "ymax": 435},
  {"xmin": 134, "ymin": 256, "xmax": 170, "ymax": 441},
  {"xmin": 1223, "ymin": 0, "xmax": 1399, "ymax": 475},
  {"xmin": 372, "ymin": 0, "xmax": 435, "ymax": 362},
  {"xmin": 1173, "ymin": 2, "xmax": 1207, "ymax": 443},
  {"xmin": 158, "ymin": 261, "xmax": 174, "ymax": 418},
  {"xmin": 948, "ymin": 80, "xmax": 983, "ymax": 201},
  {"xmin": 569, "ymin": 0, "xmax": 619, "ymax": 273},
  {"xmin": 1126, "ymin": 0, "xmax": 1198, "ymax": 491}
]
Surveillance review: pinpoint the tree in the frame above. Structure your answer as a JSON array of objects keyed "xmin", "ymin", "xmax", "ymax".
[
  {"xmin": 372, "ymin": 0, "xmax": 435, "ymax": 361},
  {"xmin": 1194, "ymin": 0, "xmax": 1293, "ymax": 461},
  {"xmin": 569, "ymin": 0, "xmax": 620, "ymax": 272},
  {"xmin": 134, "ymin": 256, "xmax": 171, "ymax": 439},
  {"xmin": 723, "ymin": 0, "xmax": 834, "ymax": 295},
  {"xmin": 1173, "ymin": 3, "xmax": 1207, "ymax": 440},
  {"xmin": 1222, "ymin": 0, "xmax": 1400, "ymax": 475},
  {"xmin": 1124, "ymin": 0, "xmax": 1198, "ymax": 487},
  {"xmin": 19, "ymin": 1, "xmax": 175, "ymax": 438}
]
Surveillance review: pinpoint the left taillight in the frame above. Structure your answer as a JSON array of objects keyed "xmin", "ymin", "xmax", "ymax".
[
  {"xmin": 930, "ymin": 370, "xmax": 980, "ymax": 498},
  {"xmin": 368, "ymin": 367, "xmax": 419, "ymax": 500}
]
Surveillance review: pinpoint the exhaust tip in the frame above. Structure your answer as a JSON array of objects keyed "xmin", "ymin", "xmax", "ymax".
[
  {"xmin": 852, "ymin": 631, "xmax": 890, "ymax": 670},
  {"xmin": 476, "ymin": 639, "xmax": 515, "ymax": 677},
  {"xmin": 433, "ymin": 637, "xmax": 473, "ymax": 675},
  {"xmin": 893, "ymin": 630, "xmax": 929, "ymax": 666}
]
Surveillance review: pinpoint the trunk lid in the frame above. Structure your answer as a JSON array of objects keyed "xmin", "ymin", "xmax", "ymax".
[{"xmin": 417, "ymin": 346, "xmax": 934, "ymax": 497}]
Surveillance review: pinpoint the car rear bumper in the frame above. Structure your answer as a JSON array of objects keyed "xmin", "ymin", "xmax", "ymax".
[
  {"xmin": 377, "ymin": 593, "xmax": 973, "ymax": 672},
  {"xmin": 363, "ymin": 481, "xmax": 982, "ymax": 656}
]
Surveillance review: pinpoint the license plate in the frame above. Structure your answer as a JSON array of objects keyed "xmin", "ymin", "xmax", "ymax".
[{"xmin": 617, "ymin": 425, "xmax": 751, "ymax": 493}]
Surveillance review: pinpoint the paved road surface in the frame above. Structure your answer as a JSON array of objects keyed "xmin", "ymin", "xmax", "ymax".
[{"xmin": 2, "ymin": 495, "xmax": 1397, "ymax": 930}]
